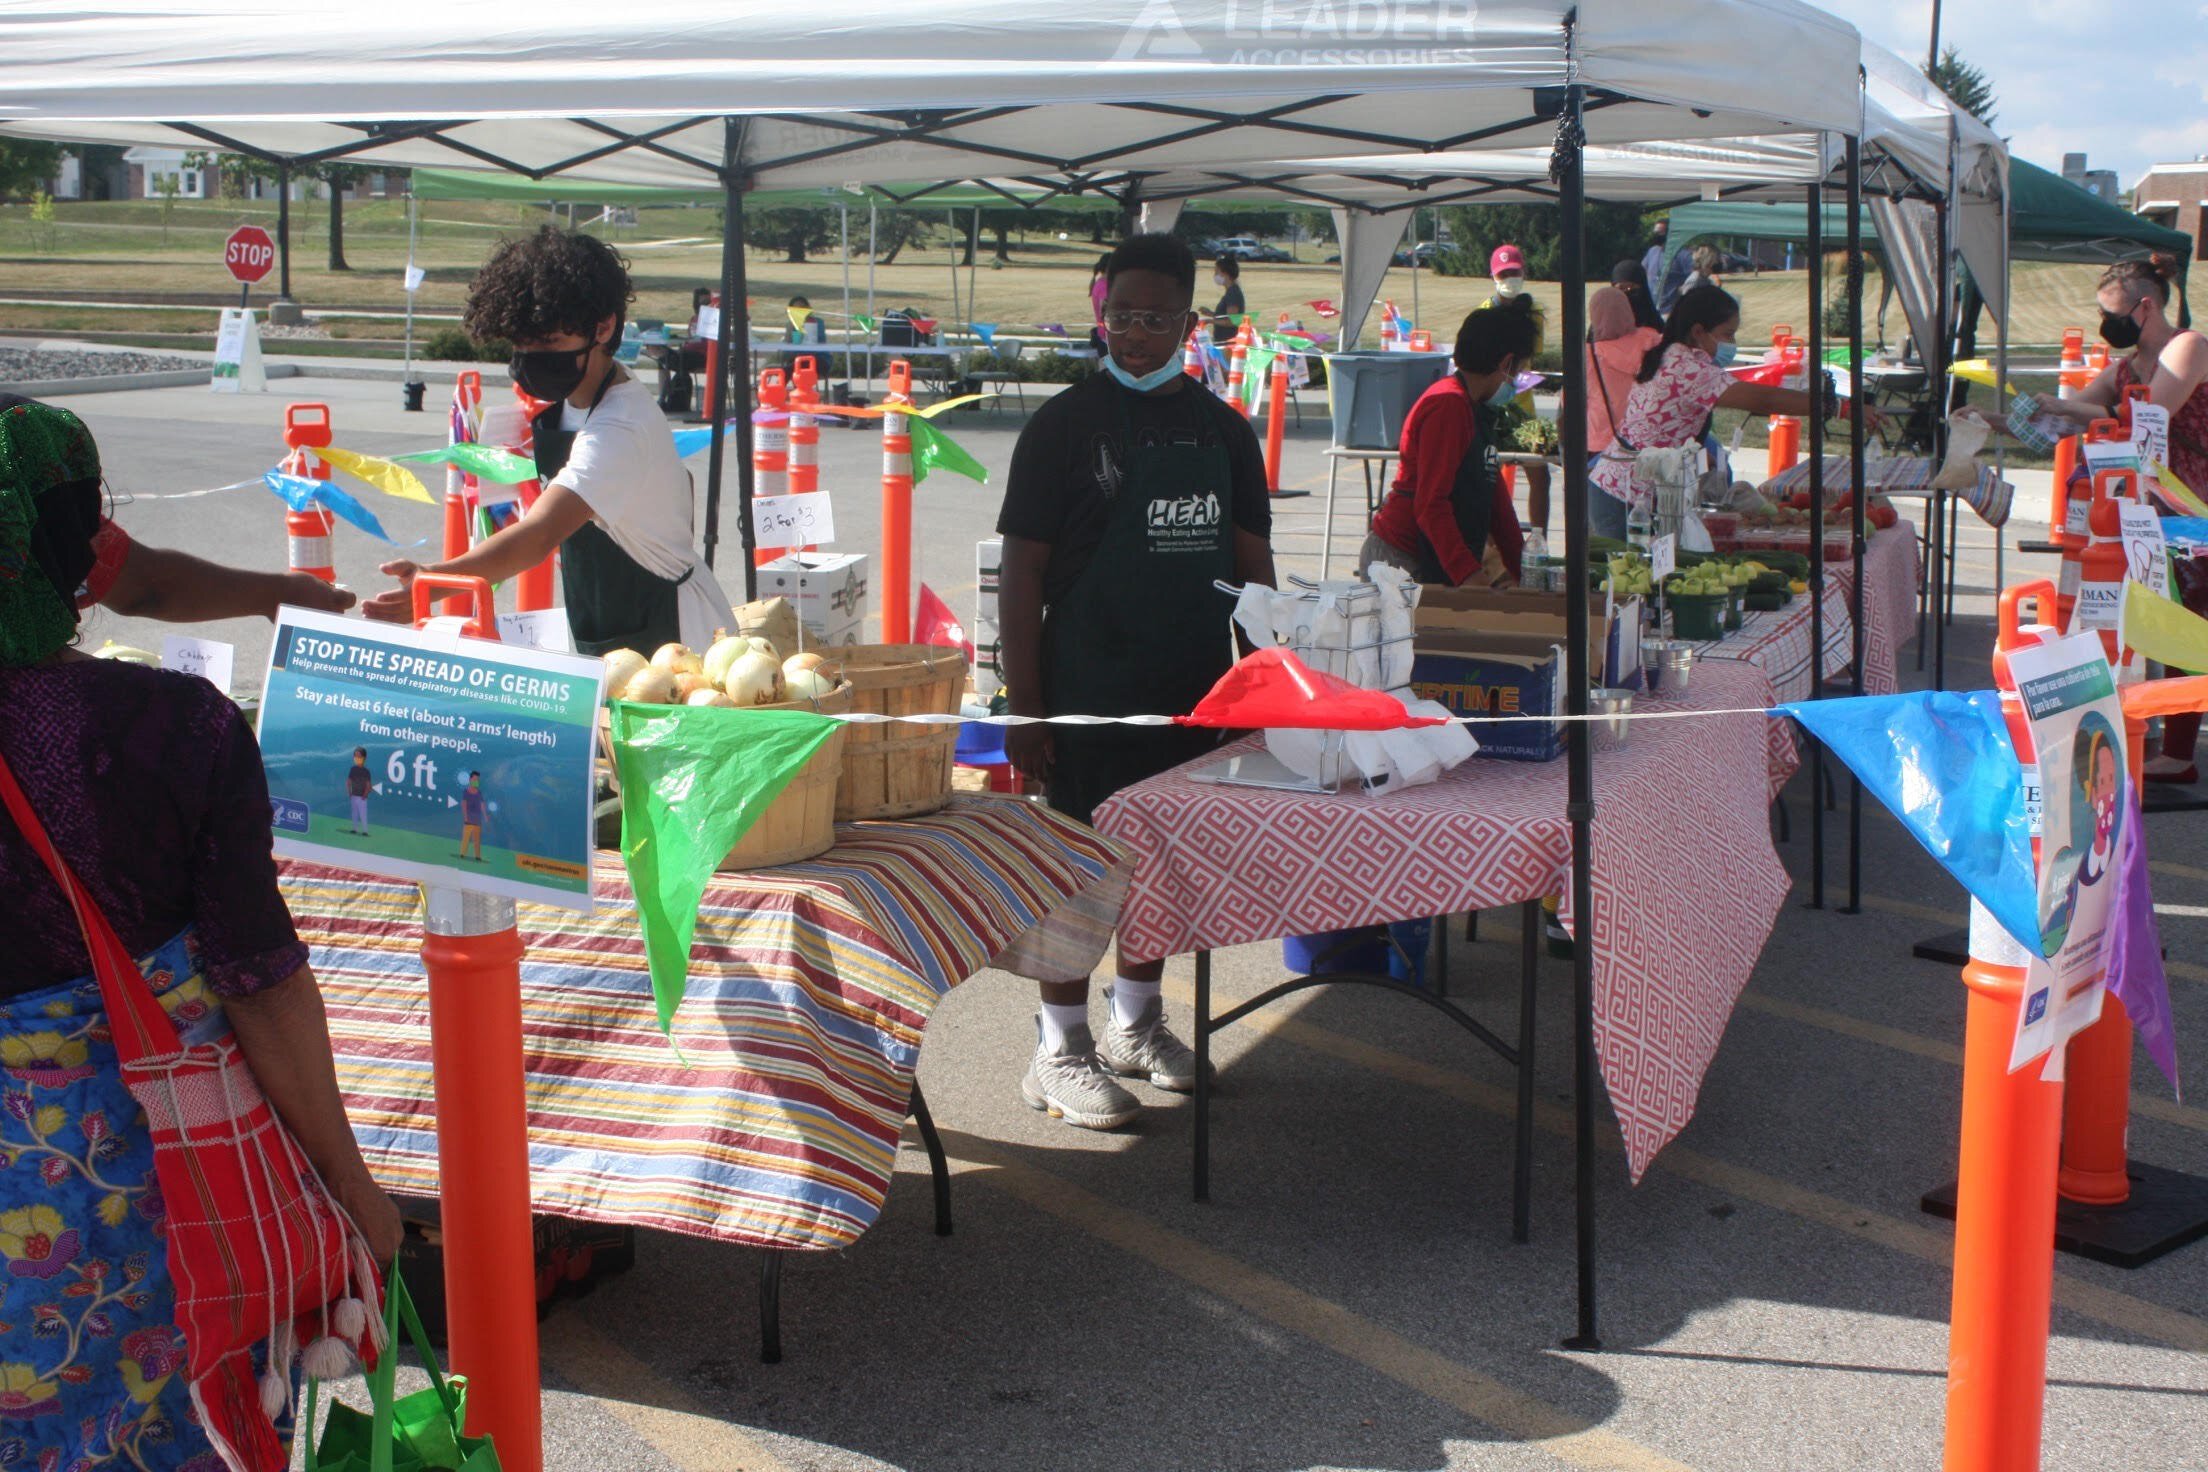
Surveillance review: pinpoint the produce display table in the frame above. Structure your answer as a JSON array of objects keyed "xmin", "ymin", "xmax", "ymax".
[
  {"xmin": 1097, "ymin": 657, "xmax": 1794, "ymax": 1184},
  {"xmin": 1759, "ymin": 455, "xmax": 2013, "ymax": 528},
  {"xmin": 1685, "ymin": 520, "xmax": 1922, "ymax": 706},
  {"xmin": 282, "ymin": 795, "xmax": 1125, "ymax": 1254}
]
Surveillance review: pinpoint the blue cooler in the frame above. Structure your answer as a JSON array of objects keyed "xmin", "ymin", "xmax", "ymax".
[{"xmin": 1283, "ymin": 927, "xmax": 1389, "ymax": 975}]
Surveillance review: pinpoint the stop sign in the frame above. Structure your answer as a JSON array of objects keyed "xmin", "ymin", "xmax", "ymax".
[{"xmin": 224, "ymin": 225, "xmax": 276, "ymax": 284}]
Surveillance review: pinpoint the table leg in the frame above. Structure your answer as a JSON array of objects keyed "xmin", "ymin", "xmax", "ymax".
[
  {"xmin": 758, "ymin": 1250, "xmax": 784, "ymax": 1365},
  {"xmin": 1433, "ymin": 911, "xmax": 1450, "ymax": 1000},
  {"xmin": 1194, "ymin": 949, "xmax": 1212, "ymax": 1204},
  {"xmin": 1322, "ymin": 461, "xmax": 1340, "ymax": 578},
  {"xmin": 909, "ymin": 1082, "xmax": 953, "ymax": 1238},
  {"xmin": 1515, "ymin": 899, "xmax": 1539, "ymax": 1246}
]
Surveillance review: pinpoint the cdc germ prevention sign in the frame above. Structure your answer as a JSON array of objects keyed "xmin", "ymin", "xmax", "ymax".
[{"xmin": 258, "ymin": 607, "xmax": 605, "ymax": 911}]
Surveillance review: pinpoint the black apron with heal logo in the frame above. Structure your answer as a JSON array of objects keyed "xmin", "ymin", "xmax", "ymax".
[
  {"xmin": 1392, "ymin": 393, "xmax": 1501, "ymax": 586},
  {"xmin": 1041, "ymin": 386, "xmax": 1239, "ymax": 823},
  {"xmin": 531, "ymin": 390, "xmax": 691, "ymax": 657}
]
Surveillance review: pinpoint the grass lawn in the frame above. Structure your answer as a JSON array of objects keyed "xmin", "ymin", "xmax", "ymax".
[{"xmin": 0, "ymin": 198, "xmax": 2111, "ymax": 365}]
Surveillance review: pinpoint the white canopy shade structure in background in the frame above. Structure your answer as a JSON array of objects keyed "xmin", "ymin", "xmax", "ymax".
[{"xmin": 0, "ymin": 0, "xmax": 1911, "ymax": 1354}]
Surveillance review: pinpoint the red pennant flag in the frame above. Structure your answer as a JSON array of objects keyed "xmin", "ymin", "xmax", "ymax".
[
  {"xmin": 1728, "ymin": 359, "xmax": 1792, "ymax": 386},
  {"xmin": 915, "ymin": 582, "xmax": 973, "ymax": 663},
  {"xmin": 1178, "ymin": 648, "xmax": 1445, "ymax": 730},
  {"xmin": 1305, "ymin": 299, "xmax": 1340, "ymax": 319}
]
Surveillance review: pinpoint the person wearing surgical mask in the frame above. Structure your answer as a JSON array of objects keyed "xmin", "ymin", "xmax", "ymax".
[
  {"xmin": 363, "ymin": 227, "xmax": 734, "ymax": 654},
  {"xmin": 1480, "ymin": 242, "xmax": 1548, "ymax": 356},
  {"xmin": 993, "ymin": 232, "xmax": 1275, "ymax": 1132},
  {"xmin": 2030, "ymin": 253, "xmax": 2208, "ymax": 781},
  {"xmin": 1591, "ymin": 285, "xmax": 1874, "ymax": 540},
  {"xmin": 1210, "ymin": 254, "xmax": 1247, "ymax": 344},
  {"xmin": 1360, "ymin": 295, "xmax": 1540, "ymax": 587}
]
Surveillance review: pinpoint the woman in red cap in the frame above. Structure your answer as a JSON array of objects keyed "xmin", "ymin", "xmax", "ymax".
[{"xmin": 1476, "ymin": 243, "xmax": 1550, "ymax": 531}]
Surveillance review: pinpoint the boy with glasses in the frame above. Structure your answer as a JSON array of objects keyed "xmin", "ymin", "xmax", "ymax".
[{"xmin": 995, "ymin": 233, "xmax": 1276, "ymax": 1129}]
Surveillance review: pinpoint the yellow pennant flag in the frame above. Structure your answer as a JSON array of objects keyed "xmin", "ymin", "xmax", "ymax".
[
  {"xmin": 2122, "ymin": 581, "xmax": 2208, "ymax": 674},
  {"xmin": 787, "ymin": 305, "xmax": 812, "ymax": 331},
  {"xmin": 2150, "ymin": 460, "xmax": 2208, "ymax": 519},
  {"xmin": 1949, "ymin": 358, "xmax": 2011, "ymax": 394},
  {"xmin": 313, "ymin": 446, "xmax": 434, "ymax": 504}
]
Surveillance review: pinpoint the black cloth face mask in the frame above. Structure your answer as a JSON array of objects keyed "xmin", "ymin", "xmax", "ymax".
[
  {"xmin": 510, "ymin": 337, "xmax": 600, "ymax": 402},
  {"xmin": 2099, "ymin": 306, "xmax": 2144, "ymax": 351}
]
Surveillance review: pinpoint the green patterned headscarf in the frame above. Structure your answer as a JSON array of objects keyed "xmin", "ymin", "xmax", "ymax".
[{"xmin": 0, "ymin": 398, "xmax": 101, "ymax": 667}]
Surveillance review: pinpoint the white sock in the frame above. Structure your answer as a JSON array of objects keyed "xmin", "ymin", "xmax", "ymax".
[
  {"xmin": 1038, "ymin": 1001, "xmax": 1089, "ymax": 1051},
  {"xmin": 1111, "ymin": 977, "xmax": 1161, "ymax": 1027}
]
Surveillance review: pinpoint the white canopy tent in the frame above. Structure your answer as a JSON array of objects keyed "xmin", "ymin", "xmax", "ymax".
[{"xmin": 1, "ymin": 0, "xmax": 1902, "ymax": 1348}]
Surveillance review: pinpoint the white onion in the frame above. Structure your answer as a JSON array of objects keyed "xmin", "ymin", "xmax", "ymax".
[
  {"xmin": 724, "ymin": 650, "xmax": 785, "ymax": 706},
  {"xmin": 651, "ymin": 642, "xmax": 705, "ymax": 678},
  {"xmin": 685, "ymin": 689, "xmax": 735, "ymax": 708},
  {"xmin": 743, "ymin": 635, "xmax": 780, "ymax": 661},
  {"xmin": 783, "ymin": 651, "xmax": 827, "ymax": 674},
  {"xmin": 702, "ymin": 631, "xmax": 751, "ymax": 688},
  {"xmin": 602, "ymin": 648, "xmax": 648, "ymax": 702},
  {"xmin": 671, "ymin": 671, "xmax": 709, "ymax": 701},
  {"xmin": 620, "ymin": 666, "xmax": 678, "ymax": 704},
  {"xmin": 783, "ymin": 668, "xmax": 837, "ymax": 702}
]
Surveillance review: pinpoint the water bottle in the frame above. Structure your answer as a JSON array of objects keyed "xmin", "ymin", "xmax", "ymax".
[
  {"xmin": 1626, "ymin": 499, "xmax": 1652, "ymax": 559},
  {"xmin": 1523, "ymin": 528, "xmax": 1549, "ymax": 591}
]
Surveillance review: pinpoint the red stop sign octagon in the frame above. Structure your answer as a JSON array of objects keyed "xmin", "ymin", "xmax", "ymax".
[{"xmin": 224, "ymin": 225, "xmax": 276, "ymax": 284}]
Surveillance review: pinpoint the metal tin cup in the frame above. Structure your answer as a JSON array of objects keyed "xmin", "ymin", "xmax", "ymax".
[
  {"xmin": 1662, "ymin": 643, "xmax": 1696, "ymax": 693},
  {"xmin": 1589, "ymin": 687, "xmax": 1633, "ymax": 749},
  {"xmin": 1640, "ymin": 636, "xmax": 1673, "ymax": 692}
]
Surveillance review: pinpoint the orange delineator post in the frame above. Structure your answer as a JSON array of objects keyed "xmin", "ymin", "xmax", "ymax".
[
  {"xmin": 750, "ymin": 368, "xmax": 791, "ymax": 570},
  {"xmin": 281, "ymin": 403, "xmax": 338, "ymax": 583},
  {"xmin": 440, "ymin": 371, "xmax": 483, "ymax": 616},
  {"xmin": 1183, "ymin": 325, "xmax": 1204, "ymax": 381},
  {"xmin": 881, "ymin": 361, "xmax": 915, "ymax": 645},
  {"xmin": 787, "ymin": 356, "xmax": 821, "ymax": 555},
  {"xmin": 2055, "ymin": 421, "xmax": 2126, "ymax": 630},
  {"xmin": 408, "ymin": 573, "xmax": 540, "ymax": 1472},
  {"xmin": 1943, "ymin": 579, "xmax": 2063, "ymax": 1472},
  {"xmin": 1226, "ymin": 324, "xmax": 1251, "ymax": 417},
  {"xmin": 1767, "ymin": 334, "xmax": 1806, "ymax": 477},
  {"xmin": 1263, "ymin": 350, "xmax": 1290, "ymax": 494}
]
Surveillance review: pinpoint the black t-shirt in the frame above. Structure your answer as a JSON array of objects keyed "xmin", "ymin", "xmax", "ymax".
[
  {"xmin": 1212, "ymin": 281, "xmax": 1247, "ymax": 342},
  {"xmin": 996, "ymin": 373, "xmax": 1271, "ymax": 605}
]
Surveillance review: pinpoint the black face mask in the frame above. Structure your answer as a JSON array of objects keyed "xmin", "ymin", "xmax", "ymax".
[
  {"xmin": 2099, "ymin": 306, "xmax": 2144, "ymax": 351},
  {"xmin": 509, "ymin": 338, "xmax": 599, "ymax": 402}
]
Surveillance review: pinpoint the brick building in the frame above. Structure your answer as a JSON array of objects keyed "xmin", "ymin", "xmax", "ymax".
[{"xmin": 2134, "ymin": 158, "xmax": 2208, "ymax": 264}]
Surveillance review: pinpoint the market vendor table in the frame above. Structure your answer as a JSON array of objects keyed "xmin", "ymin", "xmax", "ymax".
[
  {"xmin": 1686, "ymin": 519, "xmax": 1922, "ymax": 706},
  {"xmin": 281, "ymin": 796, "xmax": 1126, "ymax": 1352},
  {"xmin": 1097, "ymin": 657, "xmax": 1794, "ymax": 1193}
]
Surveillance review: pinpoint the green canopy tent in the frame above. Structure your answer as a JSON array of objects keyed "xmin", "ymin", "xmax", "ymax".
[{"xmin": 1659, "ymin": 158, "xmax": 2191, "ymax": 337}]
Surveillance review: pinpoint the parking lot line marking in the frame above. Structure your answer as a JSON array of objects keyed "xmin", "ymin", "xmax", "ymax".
[
  {"xmin": 1736, "ymin": 992, "xmax": 2206, "ymax": 1135},
  {"xmin": 540, "ymin": 1314, "xmax": 794, "ymax": 1472},
  {"xmin": 1165, "ymin": 982, "xmax": 2208, "ymax": 1357},
  {"xmin": 945, "ymin": 1137, "xmax": 1700, "ymax": 1472}
]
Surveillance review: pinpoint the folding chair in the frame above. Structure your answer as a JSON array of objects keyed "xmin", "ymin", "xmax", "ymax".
[{"xmin": 973, "ymin": 338, "xmax": 1027, "ymax": 414}]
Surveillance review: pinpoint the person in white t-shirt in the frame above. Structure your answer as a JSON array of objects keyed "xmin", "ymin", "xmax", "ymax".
[{"xmin": 364, "ymin": 228, "xmax": 735, "ymax": 654}]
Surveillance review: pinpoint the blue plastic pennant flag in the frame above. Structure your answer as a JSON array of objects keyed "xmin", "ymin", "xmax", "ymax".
[
  {"xmin": 1779, "ymin": 690, "xmax": 2041, "ymax": 953},
  {"xmin": 261, "ymin": 470, "xmax": 420, "ymax": 546},
  {"xmin": 972, "ymin": 323, "xmax": 997, "ymax": 348}
]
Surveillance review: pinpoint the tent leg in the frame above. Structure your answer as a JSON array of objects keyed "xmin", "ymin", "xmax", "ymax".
[
  {"xmin": 276, "ymin": 161, "xmax": 293, "ymax": 301},
  {"xmin": 1844, "ymin": 137, "xmax": 1867, "ymax": 917},
  {"xmin": 1555, "ymin": 80, "xmax": 1601, "ymax": 1356},
  {"xmin": 1930, "ymin": 132, "xmax": 1957, "ymax": 692},
  {"xmin": 702, "ymin": 119, "xmax": 758, "ymax": 596},
  {"xmin": 1805, "ymin": 179, "xmax": 1826, "ymax": 912},
  {"xmin": 840, "ymin": 204, "xmax": 853, "ymax": 393}
]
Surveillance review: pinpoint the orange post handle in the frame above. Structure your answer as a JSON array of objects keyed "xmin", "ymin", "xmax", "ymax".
[
  {"xmin": 422, "ymin": 924, "xmax": 542, "ymax": 1472},
  {"xmin": 411, "ymin": 574, "xmax": 498, "ymax": 640},
  {"xmin": 1998, "ymin": 578, "xmax": 2056, "ymax": 647},
  {"xmin": 283, "ymin": 402, "xmax": 333, "ymax": 450}
]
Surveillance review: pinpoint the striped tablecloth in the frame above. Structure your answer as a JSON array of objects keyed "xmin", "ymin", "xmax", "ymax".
[
  {"xmin": 1761, "ymin": 455, "xmax": 2013, "ymax": 528},
  {"xmin": 283, "ymin": 796, "xmax": 1126, "ymax": 1252},
  {"xmin": 1098, "ymin": 659, "xmax": 1794, "ymax": 1180}
]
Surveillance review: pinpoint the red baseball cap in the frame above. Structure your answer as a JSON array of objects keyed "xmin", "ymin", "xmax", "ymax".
[{"xmin": 1489, "ymin": 244, "xmax": 1526, "ymax": 276}]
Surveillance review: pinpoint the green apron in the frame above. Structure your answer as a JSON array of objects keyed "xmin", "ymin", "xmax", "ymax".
[
  {"xmin": 1041, "ymin": 386, "xmax": 1239, "ymax": 823},
  {"xmin": 532, "ymin": 389, "xmax": 692, "ymax": 657}
]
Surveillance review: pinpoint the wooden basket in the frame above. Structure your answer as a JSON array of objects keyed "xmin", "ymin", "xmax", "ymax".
[
  {"xmin": 718, "ymin": 680, "xmax": 854, "ymax": 870},
  {"xmin": 832, "ymin": 644, "xmax": 968, "ymax": 820}
]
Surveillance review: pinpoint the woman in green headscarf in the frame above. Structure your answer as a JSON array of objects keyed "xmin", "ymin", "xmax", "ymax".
[{"xmin": 0, "ymin": 400, "xmax": 398, "ymax": 1469}]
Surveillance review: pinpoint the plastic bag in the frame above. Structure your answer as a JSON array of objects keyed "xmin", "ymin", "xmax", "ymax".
[
  {"xmin": 307, "ymin": 1270, "xmax": 501, "ymax": 1472},
  {"xmin": 1932, "ymin": 410, "xmax": 1991, "ymax": 491}
]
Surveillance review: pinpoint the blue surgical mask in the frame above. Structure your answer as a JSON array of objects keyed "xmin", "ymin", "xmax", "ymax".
[
  {"xmin": 1486, "ymin": 365, "xmax": 1520, "ymax": 407},
  {"xmin": 1711, "ymin": 340, "xmax": 1739, "ymax": 368},
  {"xmin": 1105, "ymin": 350, "xmax": 1187, "ymax": 394}
]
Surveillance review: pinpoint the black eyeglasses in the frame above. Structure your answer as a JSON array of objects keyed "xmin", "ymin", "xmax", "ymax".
[{"xmin": 1102, "ymin": 308, "xmax": 1187, "ymax": 337}]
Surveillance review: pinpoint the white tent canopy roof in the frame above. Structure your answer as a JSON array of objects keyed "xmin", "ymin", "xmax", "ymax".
[{"xmin": 0, "ymin": 0, "xmax": 1869, "ymax": 187}]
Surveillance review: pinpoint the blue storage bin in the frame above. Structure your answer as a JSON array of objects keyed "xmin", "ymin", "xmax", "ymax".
[{"xmin": 1283, "ymin": 926, "xmax": 1388, "ymax": 975}]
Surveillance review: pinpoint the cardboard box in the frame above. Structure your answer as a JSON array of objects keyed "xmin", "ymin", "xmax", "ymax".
[
  {"xmin": 759, "ymin": 552, "xmax": 868, "ymax": 648},
  {"xmin": 1413, "ymin": 583, "xmax": 1641, "ymax": 691},
  {"xmin": 1408, "ymin": 632, "xmax": 1566, "ymax": 762},
  {"xmin": 975, "ymin": 538, "xmax": 1004, "ymax": 690}
]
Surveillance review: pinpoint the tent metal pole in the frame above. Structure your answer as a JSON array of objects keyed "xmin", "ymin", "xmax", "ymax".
[
  {"xmin": 1555, "ymin": 78, "xmax": 1600, "ymax": 1356},
  {"xmin": 868, "ymin": 204, "xmax": 878, "ymax": 387},
  {"xmin": 1805, "ymin": 175, "xmax": 1826, "ymax": 912},
  {"xmin": 840, "ymin": 203, "xmax": 853, "ymax": 392},
  {"xmin": 1931, "ymin": 128, "xmax": 1955, "ymax": 690},
  {"xmin": 276, "ymin": 161, "xmax": 293, "ymax": 300},
  {"xmin": 702, "ymin": 118, "xmax": 757, "ymax": 595},
  {"xmin": 1845, "ymin": 136, "xmax": 1867, "ymax": 915},
  {"xmin": 947, "ymin": 209, "xmax": 960, "ymax": 328},
  {"xmin": 1410, "ymin": 206, "xmax": 1421, "ymax": 325},
  {"xmin": 970, "ymin": 206, "xmax": 981, "ymax": 335},
  {"xmin": 402, "ymin": 190, "xmax": 418, "ymax": 390}
]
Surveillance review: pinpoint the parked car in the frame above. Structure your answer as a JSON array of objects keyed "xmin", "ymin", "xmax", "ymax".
[{"xmin": 1213, "ymin": 236, "xmax": 1267, "ymax": 260}]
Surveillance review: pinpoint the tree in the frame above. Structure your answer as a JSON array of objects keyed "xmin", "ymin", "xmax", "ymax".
[
  {"xmin": 866, "ymin": 207, "xmax": 931, "ymax": 266},
  {"xmin": 27, "ymin": 190, "xmax": 56, "ymax": 254},
  {"xmin": 1435, "ymin": 201, "xmax": 1647, "ymax": 281},
  {"xmin": 321, "ymin": 164, "xmax": 370, "ymax": 271},
  {"xmin": 153, "ymin": 172, "xmax": 182, "ymax": 244},
  {"xmin": 1925, "ymin": 47, "xmax": 1997, "ymax": 126},
  {"xmin": 748, "ymin": 205, "xmax": 839, "ymax": 263},
  {"xmin": 0, "ymin": 141, "xmax": 59, "ymax": 200}
]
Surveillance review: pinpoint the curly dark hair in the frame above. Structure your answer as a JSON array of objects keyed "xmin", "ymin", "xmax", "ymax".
[{"xmin": 463, "ymin": 226, "xmax": 634, "ymax": 346}]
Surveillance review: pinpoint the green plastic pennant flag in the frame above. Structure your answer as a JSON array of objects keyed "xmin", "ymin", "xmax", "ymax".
[
  {"xmin": 395, "ymin": 443, "xmax": 540, "ymax": 485},
  {"xmin": 1238, "ymin": 345, "xmax": 1278, "ymax": 413},
  {"xmin": 609, "ymin": 702, "xmax": 841, "ymax": 1034},
  {"xmin": 907, "ymin": 415, "xmax": 990, "ymax": 486},
  {"xmin": 854, "ymin": 313, "xmax": 877, "ymax": 334}
]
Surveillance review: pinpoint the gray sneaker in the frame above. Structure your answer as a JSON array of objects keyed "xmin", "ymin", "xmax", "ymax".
[
  {"xmin": 1097, "ymin": 988, "xmax": 1204, "ymax": 1093},
  {"xmin": 1020, "ymin": 1018, "xmax": 1140, "ymax": 1129}
]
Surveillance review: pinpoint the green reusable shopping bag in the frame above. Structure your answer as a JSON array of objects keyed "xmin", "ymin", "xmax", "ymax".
[{"xmin": 305, "ymin": 1269, "xmax": 501, "ymax": 1472}]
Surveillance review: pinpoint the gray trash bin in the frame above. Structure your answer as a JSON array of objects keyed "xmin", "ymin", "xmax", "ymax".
[{"xmin": 1323, "ymin": 352, "xmax": 1452, "ymax": 451}]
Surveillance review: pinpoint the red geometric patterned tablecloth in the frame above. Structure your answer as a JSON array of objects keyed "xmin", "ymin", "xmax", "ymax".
[{"xmin": 1097, "ymin": 659, "xmax": 1794, "ymax": 1180}]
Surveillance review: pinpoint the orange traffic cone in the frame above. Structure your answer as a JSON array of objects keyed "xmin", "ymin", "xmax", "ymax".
[
  {"xmin": 880, "ymin": 361, "xmax": 915, "ymax": 645},
  {"xmin": 1226, "ymin": 324, "xmax": 1251, "ymax": 418},
  {"xmin": 281, "ymin": 403, "xmax": 338, "ymax": 582},
  {"xmin": 1264, "ymin": 350, "xmax": 1291, "ymax": 494}
]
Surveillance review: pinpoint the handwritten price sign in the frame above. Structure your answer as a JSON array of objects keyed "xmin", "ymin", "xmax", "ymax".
[{"xmin": 750, "ymin": 493, "xmax": 836, "ymax": 547}]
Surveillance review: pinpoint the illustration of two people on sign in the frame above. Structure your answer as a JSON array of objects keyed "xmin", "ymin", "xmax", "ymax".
[
  {"xmin": 345, "ymin": 748, "xmax": 376, "ymax": 835},
  {"xmin": 2039, "ymin": 712, "xmax": 2123, "ymax": 958}
]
